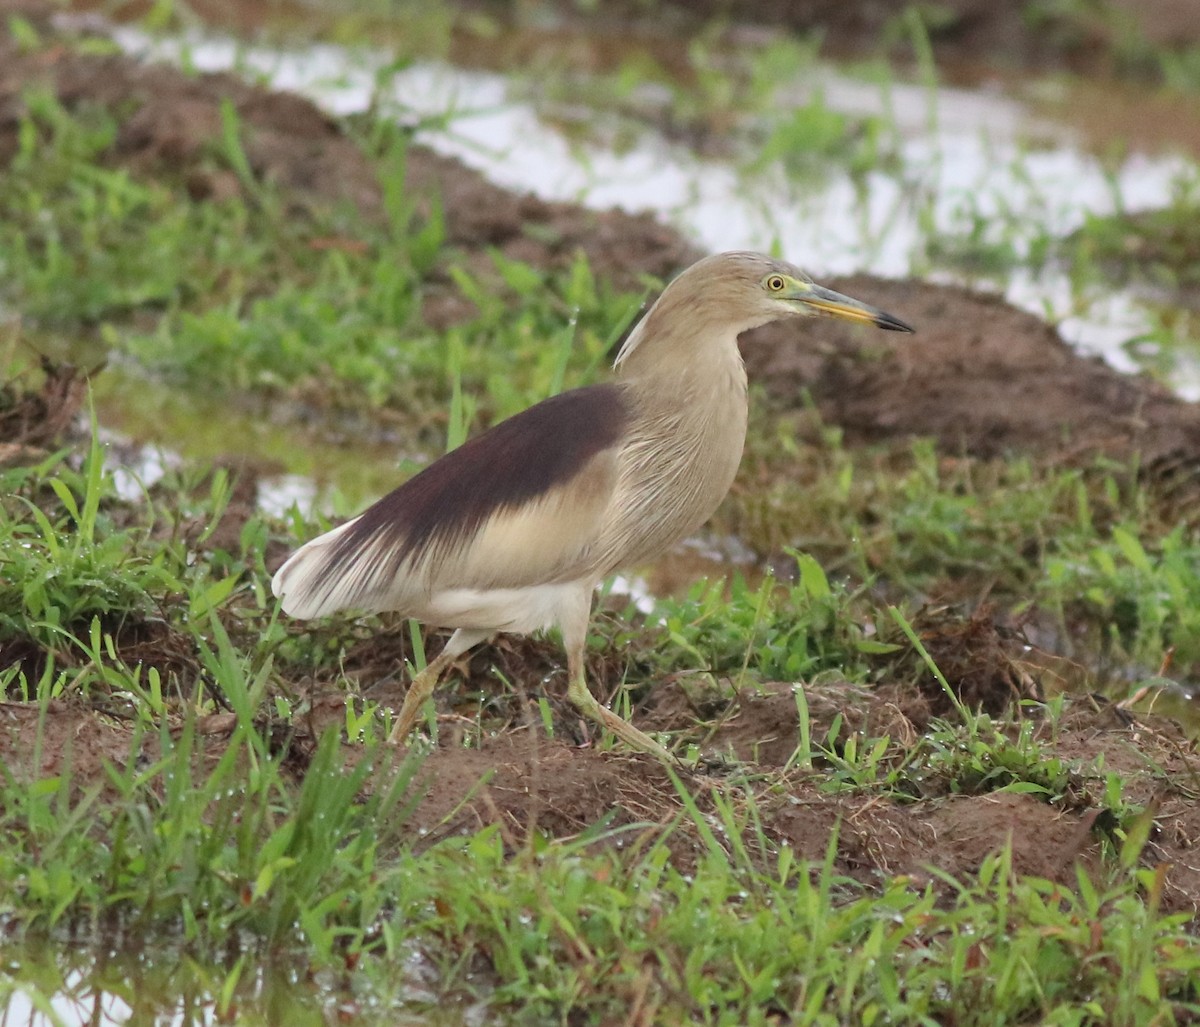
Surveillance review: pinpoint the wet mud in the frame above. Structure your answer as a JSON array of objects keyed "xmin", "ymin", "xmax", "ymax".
[{"xmin": 475, "ymin": 0, "xmax": 1200, "ymax": 80}]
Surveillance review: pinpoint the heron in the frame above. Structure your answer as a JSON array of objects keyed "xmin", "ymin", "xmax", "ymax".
[{"xmin": 272, "ymin": 251, "xmax": 913, "ymax": 761}]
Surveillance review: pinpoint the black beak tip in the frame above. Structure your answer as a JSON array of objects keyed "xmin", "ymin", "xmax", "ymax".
[{"xmin": 877, "ymin": 314, "xmax": 915, "ymax": 333}]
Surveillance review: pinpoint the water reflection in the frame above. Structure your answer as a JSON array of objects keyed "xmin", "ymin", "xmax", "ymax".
[
  {"xmin": 1, "ymin": 940, "xmax": 480, "ymax": 1026},
  {"xmin": 90, "ymin": 370, "xmax": 420, "ymax": 515},
  {"xmin": 4, "ymin": 944, "xmax": 331, "ymax": 1027}
]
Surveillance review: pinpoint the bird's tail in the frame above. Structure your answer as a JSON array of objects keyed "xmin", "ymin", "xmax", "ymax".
[{"xmin": 270, "ymin": 517, "xmax": 364, "ymax": 619}]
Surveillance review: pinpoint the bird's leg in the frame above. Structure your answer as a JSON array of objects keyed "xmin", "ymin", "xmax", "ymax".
[
  {"xmin": 388, "ymin": 627, "xmax": 488, "ymax": 745},
  {"xmin": 561, "ymin": 598, "xmax": 675, "ymax": 763},
  {"xmin": 386, "ymin": 649, "xmax": 454, "ymax": 746},
  {"xmin": 565, "ymin": 669, "xmax": 674, "ymax": 763}
]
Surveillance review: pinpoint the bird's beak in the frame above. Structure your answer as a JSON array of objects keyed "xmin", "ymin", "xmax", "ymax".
[{"xmin": 790, "ymin": 282, "xmax": 914, "ymax": 333}]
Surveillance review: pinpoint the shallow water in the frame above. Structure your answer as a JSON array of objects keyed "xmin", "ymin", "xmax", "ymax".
[
  {"xmin": 92, "ymin": 369, "xmax": 415, "ymax": 514},
  {"xmin": 1, "ymin": 940, "xmax": 486, "ymax": 1026}
]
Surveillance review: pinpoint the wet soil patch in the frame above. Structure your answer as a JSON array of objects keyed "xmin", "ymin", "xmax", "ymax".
[
  {"xmin": 447, "ymin": 0, "xmax": 1200, "ymax": 86},
  {"xmin": 399, "ymin": 732, "xmax": 702, "ymax": 859},
  {"xmin": 742, "ymin": 276, "xmax": 1200, "ymax": 470},
  {"xmin": 0, "ymin": 699, "xmax": 158, "ymax": 803}
]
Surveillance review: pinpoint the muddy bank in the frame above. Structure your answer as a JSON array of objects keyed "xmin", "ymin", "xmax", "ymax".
[
  {"xmin": 743, "ymin": 278, "xmax": 1200, "ymax": 468},
  {"xmin": 70, "ymin": 0, "xmax": 1200, "ymax": 82}
]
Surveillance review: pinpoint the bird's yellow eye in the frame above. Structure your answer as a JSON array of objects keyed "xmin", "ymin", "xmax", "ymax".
[{"xmin": 766, "ymin": 274, "xmax": 786, "ymax": 292}]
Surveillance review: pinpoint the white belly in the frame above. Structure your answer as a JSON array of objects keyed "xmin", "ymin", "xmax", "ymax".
[{"xmin": 421, "ymin": 580, "xmax": 591, "ymax": 634}]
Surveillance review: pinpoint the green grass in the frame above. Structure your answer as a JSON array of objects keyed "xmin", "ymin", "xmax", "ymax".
[
  {"xmin": 1, "ymin": 90, "xmax": 286, "ymax": 327},
  {"xmin": 2, "ymin": 676, "xmax": 1197, "ymax": 1024},
  {"xmin": 0, "ymin": 93, "xmax": 641, "ymax": 438},
  {"xmin": 5, "ymin": 13, "xmax": 1200, "ymax": 1025},
  {"xmin": 1070, "ymin": 178, "xmax": 1200, "ymax": 293},
  {"xmin": 5, "ymin": 357, "xmax": 1200, "ymax": 1020}
]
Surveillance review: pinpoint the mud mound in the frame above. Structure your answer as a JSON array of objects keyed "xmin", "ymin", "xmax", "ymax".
[
  {"xmin": 0, "ymin": 361, "xmax": 89, "ymax": 462},
  {"xmin": 0, "ymin": 700, "xmax": 158, "ymax": 803},
  {"xmin": 402, "ymin": 731, "xmax": 688, "ymax": 851},
  {"xmin": 875, "ymin": 605, "xmax": 1040, "ymax": 721},
  {"xmin": 770, "ymin": 787, "xmax": 1104, "ymax": 885},
  {"xmin": 394, "ymin": 722, "xmax": 1102, "ymax": 891},
  {"xmin": 643, "ymin": 678, "xmax": 917, "ymax": 768},
  {"xmin": 743, "ymin": 276, "xmax": 1200, "ymax": 466}
]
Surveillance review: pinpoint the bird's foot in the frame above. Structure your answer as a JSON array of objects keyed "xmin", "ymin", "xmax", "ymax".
[
  {"xmin": 386, "ymin": 660, "xmax": 447, "ymax": 746},
  {"xmin": 566, "ymin": 676, "xmax": 677, "ymax": 764}
]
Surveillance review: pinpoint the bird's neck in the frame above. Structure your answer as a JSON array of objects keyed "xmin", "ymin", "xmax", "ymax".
[
  {"xmin": 615, "ymin": 316, "xmax": 749, "ymax": 454},
  {"xmin": 614, "ymin": 308, "xmax": 748, "ymax": 391},
  {"xmin": 598, "ymin": 311, "xmax": 750, "ymax": 573}
]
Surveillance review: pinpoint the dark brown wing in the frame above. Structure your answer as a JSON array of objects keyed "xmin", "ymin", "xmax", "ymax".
[{"xmin": 272, "ymin": 383, "xmax": 630, "ymax": 617}]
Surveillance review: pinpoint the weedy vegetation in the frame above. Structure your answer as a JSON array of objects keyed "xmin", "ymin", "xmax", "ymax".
[{"xmin": 4, "ymin": 3, "xmax": 1200, "ymax": 1025}]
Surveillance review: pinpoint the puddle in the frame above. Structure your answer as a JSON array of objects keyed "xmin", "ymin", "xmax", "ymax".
[
  {"xmin": 91, "ymin": 368, "xmax": 418, "ymax": 516},
  {"xmin": 608, "ymin": 534, "xmax": 760, "ymax": 612},
  {"xmin": 1024, "ymin": 73, "xmax": 1200, "ymax": 163},
  {"xmin": 0, "ymin": 940, "xmax": 487, "ymax": 1026},
  {"xmin": 102, "ymin": 25, "xmax": 1200, "ymax": 399}
]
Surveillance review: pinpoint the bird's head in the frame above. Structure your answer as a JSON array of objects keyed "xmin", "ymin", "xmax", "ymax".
[
  {"xmin": 749, "ymin": 258, "xmax": 914, "ymax": 333},
  {"xmin": 615, "ymin": 251, "xmax": 912, "ymax": 372}
]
